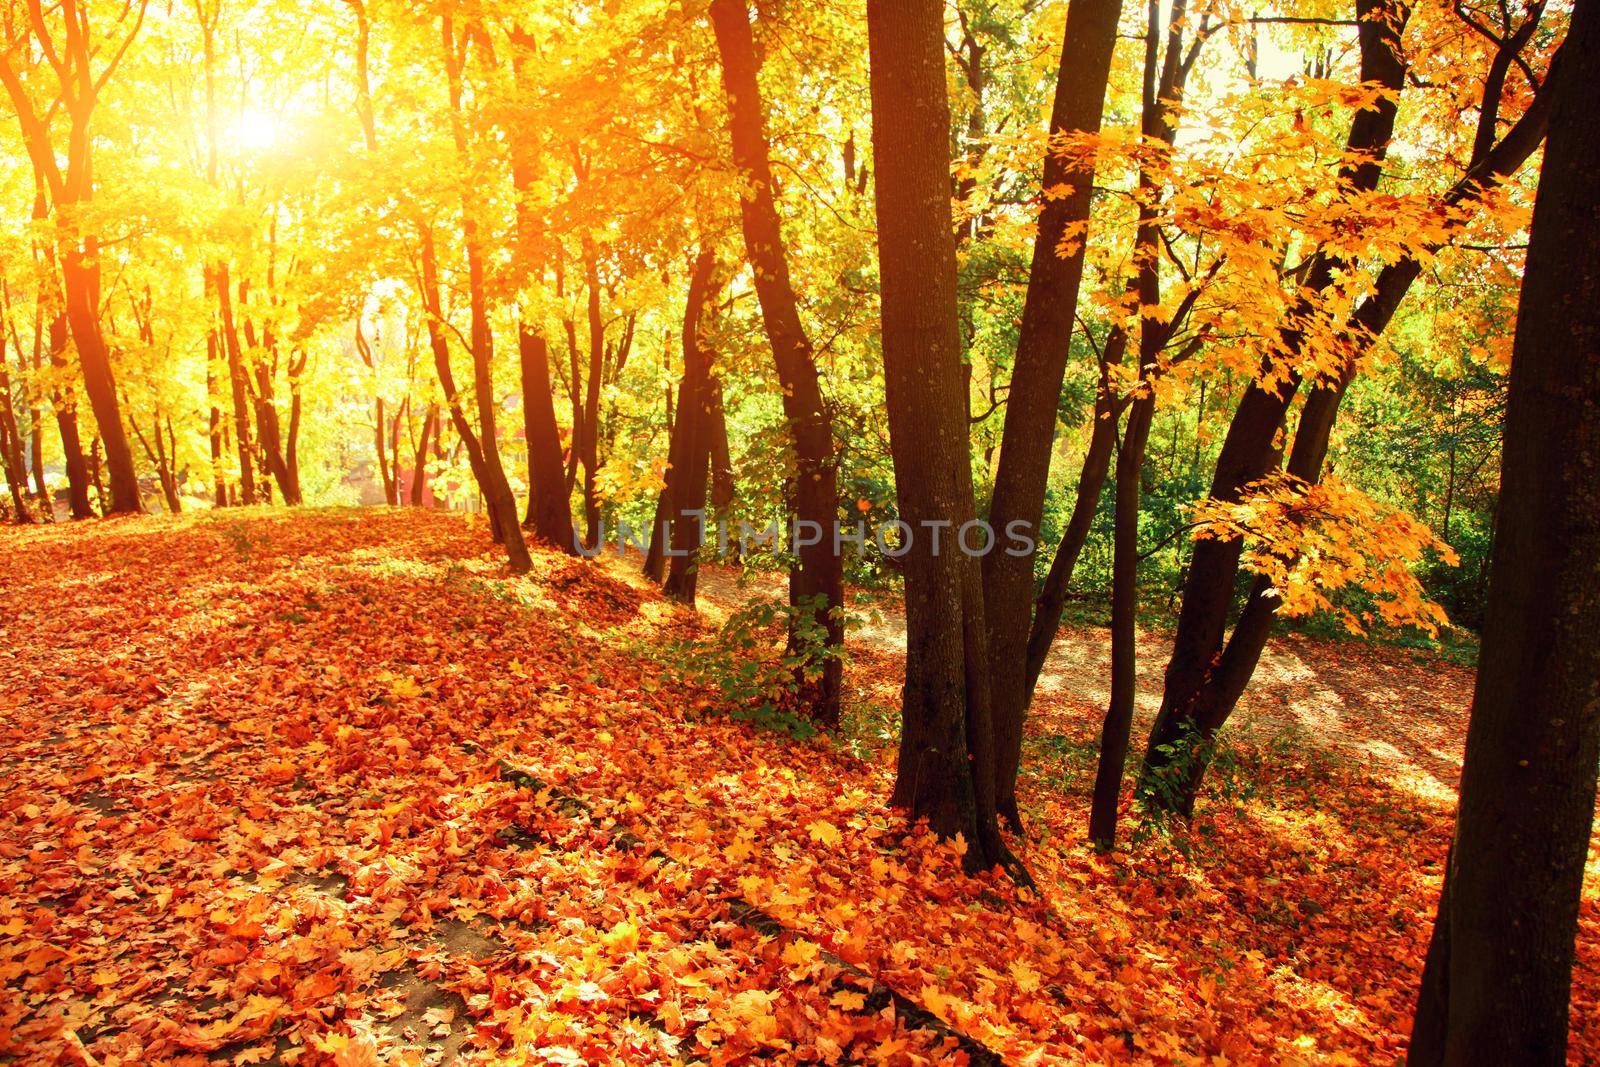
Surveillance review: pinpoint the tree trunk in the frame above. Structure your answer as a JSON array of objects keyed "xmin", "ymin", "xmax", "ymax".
[
  {"xmin": 89, "ymin": 434, "xmax": 106, "ymax": 515},
  {"xmin": 505, "ymin": 31, "xmax": 579, "ymax": 553},
  {"xmin": 27, "ymin": 318, "xmax": 49, "ymax": 517},
  {"xmin": 980, "ymin": 0, "xmax": 1124, "ymax": 830},
  {"xmin": 389, "ymin": 396, "xmax": 406, "ymax": 509},
  {"xmin": 156, "ymin": 417, "xmax": 181, "ymax": 514},
  {"xmin": 58, "ymin": 249, "xmax": 139, "ymax": 515},
  {"xmin": 286, "ymin": 349, "xmax": 306, "ymax": 503},
  {"xmin": 709, "ymin": 0, "xmax": 844, "ymax": 725},
  {"xmin": 1141, "ymin": 0, "xmax": 1408, "ymax": 810},
  {"xmin": 33, "ymin": 193, "xmax": 91, "ymax": 521},
  {"xmin": 375, "ymin": 396, "xmax": 395, "ymax": 505},
  {"xmin": 207, "ymin": 337, "xmax": 228, "ymax": 508},
  {"xmin": 867, "ymin": 0, "xmax": 1020, "ymax": 877},
  {"xmin": 245, "ymin": 307, "xmax": 297, "ymax": 504},
  {"xmin": 663, "ymin": 248, "xmax": 720, "ymax": 605},
  {"xmin": 435, "ymin": 18, "xmax": 529, "ymax": 573},
  {"xmin": 411, "ymin": 403, "xmax": 435, "ymax": 506},
  {"xmin": 213, "ymin": 262, "xmax": 257, "ymax": 506},
  {"xmin": 643, "ymin": 338, "xmax": 686, "ymax": 584},
  {"xmin": 45, "ymin": 304, "xmax": 92, "ymax": 520},
  {"xmin": 0, "ymin": 328, "xmax": 34, "ymax": 522},
  {"xmin": 1087, "ymin": 0, "xmax": 1203, "ymax": 847},
  {"xmin": 1022, "ymin": 321, "xmax": 1129, "ymax": 696},
  {"xmin": 518, "ymin": 325, "xmax": 577, "ymax": 549},
  {"xmin": 580, "ymin": 238, "xmax": 605, "ymax": 549},
  {"xmin": 1409, "ymin": 9, "xmax": 1600, "ymax": 1054}
]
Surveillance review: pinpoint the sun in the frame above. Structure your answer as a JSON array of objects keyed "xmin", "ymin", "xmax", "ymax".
[{"xmin": 231, "ymin": 107, "xmax": 285, "ymax": 153}]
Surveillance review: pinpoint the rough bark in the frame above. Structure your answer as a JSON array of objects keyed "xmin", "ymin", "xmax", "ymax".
[
  {"xmin": 867, "ymin": 0, "xmax": 1019, "ymax": 876},
  {"xmin": 1409, "ymin": 7, "xmax": 1600, "ymax": 1053}
]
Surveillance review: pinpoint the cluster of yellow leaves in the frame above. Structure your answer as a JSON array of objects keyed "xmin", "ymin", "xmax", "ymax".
[{"xmin": 1192, "ymin": 473, "xmax": 1458, "ymax": 636}]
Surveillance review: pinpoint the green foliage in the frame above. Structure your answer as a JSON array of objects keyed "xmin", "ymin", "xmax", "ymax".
[{"xmin": 664, "ymin": 593, "xmax": 850, "ymax": 740}]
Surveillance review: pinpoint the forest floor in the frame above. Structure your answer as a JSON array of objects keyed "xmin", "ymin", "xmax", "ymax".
[{"xmin": 1, "ymin": 508, "xmax": 1595, "ymax": 1066}]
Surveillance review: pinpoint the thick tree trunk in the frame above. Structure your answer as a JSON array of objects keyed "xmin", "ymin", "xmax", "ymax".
[
  {"xmin": 519, "ymin": 326, "xmax": 577, "ymax": 549},
  {"xmin": 980, "ymin": 0, "xmax": 1124, "ymax": 829},
  {"xmin": 59, "ymin": 243, "xmax": 139, "ymax": 515},
  {"xmin": 506, "ymin": 28, "xmax": 578, "ymax": 552},
  {"xmin": 1409, "ymin": 11, "xmax": 1600, "ymax": 1054},
  {"xmin": 663, "ymin": 248, "xmax": 720, "ymax": 605},
  {"xmin": 709, "ymin": 0, "xmax": 844, "ymax": 724},
  {"xmin": 867, "ymin": 0, "xmax": 1019, "ymax": 876}
]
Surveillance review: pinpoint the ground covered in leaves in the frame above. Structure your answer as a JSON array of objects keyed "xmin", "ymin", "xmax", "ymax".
[{"xmin": 1, "ymin": 509, "xmax": 1595, "ymax": 1065}]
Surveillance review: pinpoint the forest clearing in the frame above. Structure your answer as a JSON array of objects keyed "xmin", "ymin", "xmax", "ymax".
[
  {"xmin": 3, "ymin": 509, "xmax": 1593, "ymax": 1064},
  {"xmin": 3, "ymin": 0, "xmax": 1600, "ymax": 1060}
]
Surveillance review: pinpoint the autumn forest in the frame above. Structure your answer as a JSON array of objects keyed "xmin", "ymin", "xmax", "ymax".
[{"xmin": 0, "ymin": 0, "xmax": 1597, "ymax": 1061}]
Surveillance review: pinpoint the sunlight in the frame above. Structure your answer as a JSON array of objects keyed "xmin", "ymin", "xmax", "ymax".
[{"xmin": 230, "ymin": 106, "xmax": 285, "ymax": 153}]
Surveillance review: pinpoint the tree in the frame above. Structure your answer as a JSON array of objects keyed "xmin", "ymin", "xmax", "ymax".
[
  {"xmin": 979, "ymin": 0, "xmax": 1124, "ymax": 829},
  {"xmin": 661, "ymin": 246, "xmax": 720, "ymax": 605},
  {"xmin": 508, "ymin": 27, "xmax": 578, "ymax": 555},
  {"xmin": 0, "ymin": 0, "xmax": 148, "ymax": 514},
  {"xmin": 1087, "ymin": 0, "xmax": 1209, "ymax": 849},
  {"xmin": 1408, "ymin": 0, "xmax": 1600, "ymax": 1056},
  {"xmin": 865, "ymin": 0, "xmax": 1018, "ymax": 875},
  {"xmin": 708, "ymin": 0, "xmax": 844, "ymax": 725},
  {"xmin": 1140, "ymin": 0, "xmax": 1563, "ymax": 816}
]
